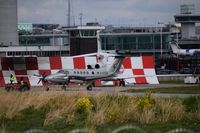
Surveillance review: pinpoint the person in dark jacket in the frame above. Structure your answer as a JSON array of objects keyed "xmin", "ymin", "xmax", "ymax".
[{"xmin": 20, "ymin": 77, "xmax": 25, "ymax": 86}]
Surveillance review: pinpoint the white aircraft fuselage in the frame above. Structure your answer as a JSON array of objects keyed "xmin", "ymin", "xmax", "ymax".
[
  {"xmin": 44, "ymin": 56, "xmax": 124, "ymax": 87},
  {"xmin": 170, "ymin": 43, "xmax": 200, "ymax": 56}
]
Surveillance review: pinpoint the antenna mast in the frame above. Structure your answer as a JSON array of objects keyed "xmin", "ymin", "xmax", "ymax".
[
  {"xmin": 79, "ymin": 13, "xmax": 83, "ymax": 26},
  {"xmin": 67, "ymin": 0, "xmax": 71, "ymax": 27}
]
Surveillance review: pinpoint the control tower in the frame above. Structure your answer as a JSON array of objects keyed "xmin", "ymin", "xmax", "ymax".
[
  {"xmin": 0, "ymin": 0, "xmax": 18, "ymax": 46},
  {"xmin": 174, "ymin": 4, "xmax": 200, "ymax": 49}
]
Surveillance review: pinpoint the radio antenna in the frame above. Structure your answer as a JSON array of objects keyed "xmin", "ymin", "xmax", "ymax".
[{"xmin": 67, "ymin": 0, "xmax": 71, "ymax": 27}]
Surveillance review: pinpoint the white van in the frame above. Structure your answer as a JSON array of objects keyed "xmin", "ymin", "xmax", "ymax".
[{"xmin": 184, "ymin": 76, "xmax": 200, "ymax": 84}]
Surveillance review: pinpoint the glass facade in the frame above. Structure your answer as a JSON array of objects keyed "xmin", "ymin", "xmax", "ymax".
[
  {"xmin": 175, "ymin": 15, "xmax": 200, "ymax": 22},
  {"xmin": 19, "ymin": 35, "xmax": 69, "ymax": 46},
  {"xmin": 19, "ymin": 36, "xmax": 50, "ymax": 46},
  {"xmin": 101, "ymin": 33, "xmax": 169, "ymax": 52},
  {"xmin": 80, "ymin": 30, "xmax": 97, "ymax": 37},
  {"xmin": 18, "ymin": 23, "xmax": 33, "ymax": 31},
  {"xmin": 7, "ymin": 51, "xmax": 69, "ymax": 57}
]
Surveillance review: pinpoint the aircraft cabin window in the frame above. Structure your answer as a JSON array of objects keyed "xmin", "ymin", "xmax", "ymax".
[
  {"xmin": 74, "ymin": 71, "xmax": 76, "ymax": 74},
  {"xmin": 64, "ymin": 71, "xmax": 69, "ymax": 74},
  {"xmin": 92, "ymin": 71, "xmax": 94, "ymax": 75},
  {"xmin": 87, "ymin": 65, "xmax": 92, "ymax": 69}
]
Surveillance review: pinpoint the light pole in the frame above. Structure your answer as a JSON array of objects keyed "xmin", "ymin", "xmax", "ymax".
[
  {"xmin": 79, "ymin": 13, "xmax": 83, "ymax": 26},
  {"xmin": 176, "ymin": 31, "xmax": 179, "ymax": 43},
  {"xmin": 52, "ymin": 29, "xmax": 57, "ymax": 46},
  {"xmin": 158, "ymin": 22, "xmax": 164, "ymax": 57},
  {"xmin": 53, "ymin": 31, "xmax": 54, "ymax": 46}
]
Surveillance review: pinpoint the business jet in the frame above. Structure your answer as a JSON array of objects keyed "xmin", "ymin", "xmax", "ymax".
[
  {"xmin": 170, "ymin": 42, "xmax": 200, "ymax": 56},
  {"xmin": 37, "ymin": 53, "xmax": 126, "ymax": 90},
  {"xmin": 35, "ymin": 31, "xmax": 130, "ymax": 90}
]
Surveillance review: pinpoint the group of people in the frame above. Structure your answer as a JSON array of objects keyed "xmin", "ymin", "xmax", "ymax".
[{"xmin": 9, "ymin": 74, "xmax": 25, "ymax": 86}]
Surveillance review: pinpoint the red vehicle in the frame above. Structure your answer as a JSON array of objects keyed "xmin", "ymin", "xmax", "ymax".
[{"xmin": 5, "ymin": 82, "xmax": 30, "ymax": 92}]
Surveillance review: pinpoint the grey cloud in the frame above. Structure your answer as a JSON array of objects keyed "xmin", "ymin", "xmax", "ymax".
[{"xmin": 18, "ymin": 0, "xmax": 200, "ymax": 26}]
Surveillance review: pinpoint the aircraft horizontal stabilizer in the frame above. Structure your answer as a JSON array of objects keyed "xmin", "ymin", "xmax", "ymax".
[{"xmin": 116, "ymin": 50, "xmax": 134, "ymax": 55}]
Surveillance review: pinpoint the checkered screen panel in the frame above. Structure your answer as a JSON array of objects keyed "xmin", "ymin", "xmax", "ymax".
[{"xmin": 0, "ymin": 56, "xmax": 158, "ymax": 86}]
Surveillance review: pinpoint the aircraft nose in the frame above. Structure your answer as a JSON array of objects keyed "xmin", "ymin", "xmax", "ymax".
[
  {"xmin": 44, "ymin": 75, "xmax": 53, "ymax": 82},
  {"xmin": 44, "ymin": 73, "xmax": 66, "ymax": 83}
]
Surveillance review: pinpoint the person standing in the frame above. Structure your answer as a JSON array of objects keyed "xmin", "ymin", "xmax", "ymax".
[{"xmin": 10, "ymin": 74, "xmax": 14, "ymax": 84}]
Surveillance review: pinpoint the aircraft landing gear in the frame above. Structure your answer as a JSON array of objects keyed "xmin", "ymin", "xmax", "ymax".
[
  {"xmin": 45, "ymin": 86, "xmax": 49, "ymax": 91},
  {"xmin": 87, "ymin": 85, "xmax": 93, "ymax": 91},
  {"xmin": 119, "ymin": 79, "xmax": 125, "ymax": 87},
  {"xmin": 61, "ymin": 85, "xmax": 67, "ymax": 91}
]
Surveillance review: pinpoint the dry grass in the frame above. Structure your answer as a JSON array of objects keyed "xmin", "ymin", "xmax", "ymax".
[
  {"xmin": 0, "ymin": 91, "xmax": 198, "ymax": 128},
  {"xmin": 156, "ymin": 98, "xmax": 185, "ymax": 122},
  {"xmin": 0, "ymin": 93, "xmax": 34, "ymax": 119},
  {"xmin": 87, "ymin": 110, "xmax": 106, "ymax": 126},
  {"xmin": 136, "ymin": 108, "xmax": 155, "ymax": 124}
]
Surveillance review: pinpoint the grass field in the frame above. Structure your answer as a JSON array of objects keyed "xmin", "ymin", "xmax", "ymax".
[
  {"xmin": 126, "ymin": 86, "xmax": 200, "ymax": 94},
  {"xmin": 0, "ymin": 91, "xmax": 200, "ymax": 133}
]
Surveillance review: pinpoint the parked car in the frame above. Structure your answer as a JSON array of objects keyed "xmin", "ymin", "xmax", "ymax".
[
  {"xmin": 156, "ymin": 68, "xmax": 179, "ymax": 75},
  {"xmin": 193, "ymin": 67, "xmax": 200, "ymax": 74},
  {"xmin": 180, "ymin": 68, "xmax": 193, "ymax": 74}
]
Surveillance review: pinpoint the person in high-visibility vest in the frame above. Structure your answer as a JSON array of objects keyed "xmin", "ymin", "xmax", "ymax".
[
  {"xmin": 20, "ymin": 77, "xmax": 25, "ymax": 86},
  {"xmin": 10, "ymin": 74, "xmax": 14, "ymax": 84}
]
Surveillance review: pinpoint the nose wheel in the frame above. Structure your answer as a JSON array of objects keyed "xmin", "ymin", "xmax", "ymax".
[{"xmin": 87, "ymin": 85, "xmax": 93, "ymax": 91}]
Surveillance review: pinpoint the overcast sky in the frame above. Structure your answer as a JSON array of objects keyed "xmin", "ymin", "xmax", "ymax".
[{"xmin": 18, "ymin": 0, "xmax": 200, "ymax": 26}]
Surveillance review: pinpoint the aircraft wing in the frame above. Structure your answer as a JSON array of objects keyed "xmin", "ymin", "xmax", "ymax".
[
  {"xmin": 110, "ymin": 74, "xmax": 193, "ymax": 79},
  {"xmin": 68, "ymin": 76, "xmax": 88, "ymax": 81}
]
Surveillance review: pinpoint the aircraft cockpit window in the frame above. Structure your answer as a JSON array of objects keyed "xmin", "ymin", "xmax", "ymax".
[{"xmin": 57, "ymin": 70, "xmax": 64, "ymax": 73}]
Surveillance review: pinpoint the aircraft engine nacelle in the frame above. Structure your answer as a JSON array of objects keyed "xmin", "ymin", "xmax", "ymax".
[
  {"xmin": 95, "ymin": 63, "xmax": 101, "ymax": 69},
  {"xmin": 69, "ymin": 79, "xmax": 84, "ymax": 84}
]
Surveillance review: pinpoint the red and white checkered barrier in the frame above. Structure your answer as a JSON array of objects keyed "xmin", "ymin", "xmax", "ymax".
[{"xmin": 0, "ymin": 56, "xmax": 158, "ymax": 87}]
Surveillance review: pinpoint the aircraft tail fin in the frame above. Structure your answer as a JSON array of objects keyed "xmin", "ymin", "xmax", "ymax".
[
  {"xmin": 170, "ymin": 42, "xmax": 179, "ymax": 54},
  {"xmin": 97, "ymin": 30, "xmax": 102, "ymax": 54},
  {"xmin": 109, "ymin": 56, "xmax": 125, "ymax": 74}
]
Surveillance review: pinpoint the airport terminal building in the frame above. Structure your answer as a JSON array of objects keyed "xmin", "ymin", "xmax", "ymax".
[{"xmin": 0, "ymin": 0, "xmax": 199, "ymax": 82}]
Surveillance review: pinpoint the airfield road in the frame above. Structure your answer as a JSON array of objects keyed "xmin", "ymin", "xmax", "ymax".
[
  {"xmin": 27, "ymin": 83, "xmax": 197, "ymax": 91},
  {"xmin": 0, "ymin": 83, "xmax": 199, "ymax": 98}
]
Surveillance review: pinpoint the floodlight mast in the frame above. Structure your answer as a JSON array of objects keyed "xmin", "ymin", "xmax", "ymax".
[{"xmin": 67, "ymin": 0, "xmax": 71, "ymax": 27}]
